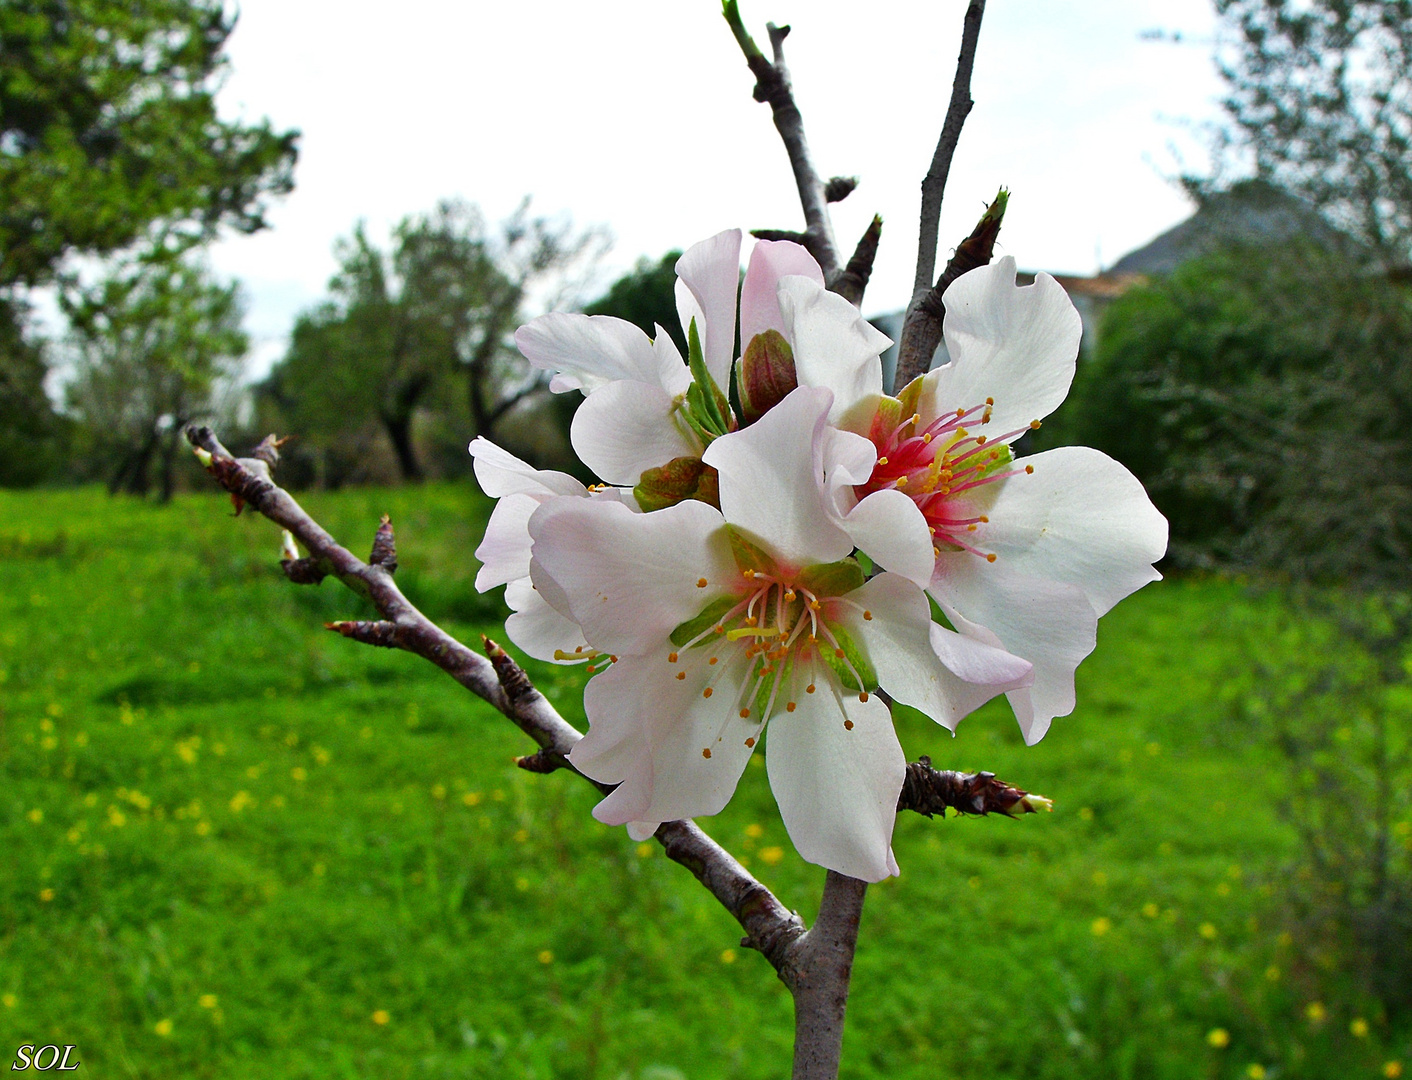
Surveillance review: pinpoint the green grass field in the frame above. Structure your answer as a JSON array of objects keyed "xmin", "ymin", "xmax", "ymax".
[{"xmin": 0, "ymin": 484, "xmax": 1404, "ymax": 1078}]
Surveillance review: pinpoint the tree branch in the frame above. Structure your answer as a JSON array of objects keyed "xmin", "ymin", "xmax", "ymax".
[
  {"xmin": 724, "ymin": 1, "xmax": 841, "ymax": 279},
  {"xmin": 894, "ymin": 188, "xmax": 1006, "ymax": 390},
  {"xmin": 911, "ymin": 0, "xmax": 986, "ymax": 297},
  {"xmin": 785, "ymin": 871, "xmax": 867, "ymax": 1080},
  {"xmin": 898, "ymin": 755, "xmax": 1052, "ymax": 818},
  {"xmin": 830, "ymin": 215, "xmax": 883, "ymax": 307}
]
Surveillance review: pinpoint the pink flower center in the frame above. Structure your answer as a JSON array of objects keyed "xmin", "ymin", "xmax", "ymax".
[{"xmin": 857, "ymin": 399, "xmax": 1037, "ymax": 563}]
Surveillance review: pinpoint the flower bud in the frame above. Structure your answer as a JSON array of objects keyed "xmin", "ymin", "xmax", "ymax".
[{"xmin": 736, "ymin": 329, "xmax": 798, "ymax": 424}]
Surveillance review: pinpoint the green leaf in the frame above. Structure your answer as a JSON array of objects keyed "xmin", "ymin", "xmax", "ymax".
[
  {"xmin": 798, "ymin": 557, "xmax": 865, "ymax": 598},
  {"xmin": 669, "ymin": 594, "xmax": 739, "ymax": 648}
]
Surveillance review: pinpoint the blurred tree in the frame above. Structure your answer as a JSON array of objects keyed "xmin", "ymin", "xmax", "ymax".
[
  {"xmin": 583, "ymin": 250, "xmax": 685, "ymax": 352},
  {"xmin": 263, "ymin": 201, "xmax": 598, "ymax": 485},
  {"xmin": 64, "ymin": 257, "xmax": 246, "ymax": 501},
  {"xmin": 0, "ymin": 0, "xmax": 298, "ymax": 289},
  {"xmin": 1212, "ymin": 0, "xmax": 1412, "ymax": 265},
  {"xmin": 0, "ymin": 297, "xmax": 68, "ymax": 485}
]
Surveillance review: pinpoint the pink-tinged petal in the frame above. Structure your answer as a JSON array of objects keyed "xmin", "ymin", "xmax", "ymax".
[
  {"xmin": 778, "ymin": 276, "xmax": 891, "ymax": 433},
  {"xmin": 740, "ymin": 239, "xmax": 824, "ymax": 345},
  {"xmin": 702, "ymin": 385, "xmax": 853, "ymax": 568},
  {"xmin": 918, "ymin": 257, "xmax": 1082, "ymax": 436},
  {"xmin": 674, "ymin": 230, "xmax": 743, "ymax": 385},
  {"xmin": 474, "ymin": 493, "xmax": 539, "ymax": 590},
  {"xmin": 765, "ymin": 688, "xmax": 903, "ymax": 882},
  {"xmin": 469, "ymin": 437, "xmax": 586, "ymax": 498},
  {"xmin": 570, "ymin": 379, "xmax": 700, "ymax": 486},
  {"xmin": 515, "ymin": 313, "xmax": 661, "ymax": 394},
  {"xmin": 627, "ymin": 822, "xmax": 658, "ymax": 842},
  {"xmin": 931, "ymin": 568, "xmax": 1097, "ymax": 745},
  {"xmin": 528, "ymin": 497, "xmax": 735, "ymax": 656},
  {"xmin": 503, "ymin": 578, "xmax": 588, "ymax": 662},
  {"xmin": 840, "ymin": 489, "xmax": 936, "ymax": 588},
  {"xmin": 959, "ymin": 446, "xmax": 1166, "ymax": 617},
  {"xmin": 835, "ymin": 573, "xmax": 1030, "ymax": 731},
  {"xmin": 651, "ymin": 324, "xmax": 692, "ymax": 396},
  {"xmin": 573, "ymin": 652, "xmax": 758, "ymax": 826}
]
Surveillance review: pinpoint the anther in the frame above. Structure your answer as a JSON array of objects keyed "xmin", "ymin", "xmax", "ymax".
[
  {"xmin": 985, "ymin": 397, "xmax": 994, "ymax": 405},
  {"xmin": 743, "ymin": 569, "xmax": 755, "ymax": 578},
  {"xmin": 986, "ymin": 553, "xmax": 997, "ymax": 563},
  {"xmin": 976, "ymin": 435, "xmax": 987, "ymax": 445},
  {"xmin": 696, "ymin": 577, "xmax": 708, "ymax": 588},
  {"xmin": 708, "ymin": 656, "xmax": 718, "ymax": 665},
  {"xmin": 834, "ymin": 648, "xmax": 845, "ymax": 658},
  {"xmin": 863, "ymin": 610, "xmax": 872, "ymax": 620},
  {"xmin": 702, "ymin": 748, "xmax": 712, "ymax": 759},
  {"xmin": 745, "ymin": 737, "xmax": 756, "ymax": 748},
  {"xmin": 739, "ymin": 708, "xmax": 750, "ymax": 719},
  {"xmin": 933, "ymin": 546, "xmax": 941, "ymax": 556},
  {"xmin": 610, "ymin": 655, "xmax": 618, "ymax": 662},
  {"xmin": 574, "ymin": 645, "xmax": 585, "ymax": 653},
  {"xmin": 713, "ymin": 624, "xmax": 725, "ymax": 634},
  {"xmin": 703, "ymin": 688, "xmax": 713, "ymax": 698},
  {"xmin": 896, "ymin": 476, "xmax": 908, "ymax": 488},
  {"xmin": 955, "ymin": 408, "xmax": 965, "ymax": 418},
  {"xmin": 786, "ymin": 702, "xmax": 796, "ymax": 712},
  {"xmin": 844, "ymin": 720, "xmax": 855, "ymax": 730},
  {"xmin": 1025, "ymin": 464, "xmax": 1034, "ymax": 474},
  {"xmin": 806, "ymin": 684, "xmax": 816, "ymax": 694},
  {"xmin": 878, "ymin": 456, "xmax": 889, "ymax": 465},
  {"xmin": 668, "ymin": 652, "xmax": 678, "ymax": 663},
  {"xmin": 922, "ymin": 433, "xmax": 932, "ymax": 443},
  {"xmin": 967, "ymin": 524, "xmax": 977, "ymax": 532},
  {"xmin": 859, "ymin": 692, "xmax": 869, "ymax": 702},
  {"xmin": 979, "ymin": 516, "xmax": 989, "ymax": 523},
  {"xmin": 1030, "ymin": 419, "xmax": 1041, "ymax": 429},
  {"xmin": 675, "ymin": 671, "xmax": 686, "ymax": 680},
  {"xmin": 784, "ymin": 589, "xmax": 796, "ymax": 600}
]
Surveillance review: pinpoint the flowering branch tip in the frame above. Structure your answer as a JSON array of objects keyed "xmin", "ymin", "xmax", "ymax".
[{"xmin": 897, "ymin": 757, "xmax": 1050, "ymax": 818}]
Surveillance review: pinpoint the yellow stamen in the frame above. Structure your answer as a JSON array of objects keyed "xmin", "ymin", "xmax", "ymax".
[
  {"xmin": 702, "ymin": 748, "xmax": 712, "ymax": 759},
  {"xmin": 675, "ymin": 671, "xmax": 686, "ymax": 681},
  {"xmin": 786, "ymin": 702, "xmax": 796, "ymax": 712},
  {"xmin": 806, "ymin": 684, "xmax": 816, "ymax": 694},
  {"xmin": 739, "ymin": 708, "xmax": 750, "ymax": 719},
  {"xmin": 745, "ymin": 737, "xmax": 756, "ymax": 747},
  {"xmin": 1025, "ymin": 464, "xmax": 1034, "ymax": 474},
  {"xmin": 668, "ymin": 652, "xmax": 678, "ymax": 663},
  {"xmin": 696, "ymin": 577, "xmax": 708, "ymax": 588},
  {"xmin": 986, "ymin": 553, "xmax": 997, "ymax": 563},
  {"xmin": 703, "ymin": 687, "xmax": 713, "ymax": 698},
  {"xmin": 844, "ymin": 719, "xmax": 855, "ymax": 730},
  {"xmin": 863, "ymin": 610, "xmax": 872, "ymax": 620}
]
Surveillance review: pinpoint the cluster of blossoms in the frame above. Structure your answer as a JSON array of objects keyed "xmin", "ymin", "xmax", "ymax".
[{"xmin": 472, "ymin": 230, "xmax": 1166, "ymax": 882}]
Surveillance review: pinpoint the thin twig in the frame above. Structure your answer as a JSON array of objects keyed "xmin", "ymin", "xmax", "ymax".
[
  {"xmin": 911, "ymin": 0, "xmax": 986, "ymax": 297},
  {"xmin": 895, "ymin": 189, "xmax": 1007, "ymax": 388},
  {"xmin": 897, "ymin": 756, "xmax": 1052, "ymax": 818},
  {"xmin": 723, "ymin": 1, "xmax": 841, "ymax": 279},
  {"xmin": 830, "ymin": 215, "xmax": 883, "ymax": 307},
  {"xmin": 185, "ymin": 425, "xmax": 808, "ymax": 969}
]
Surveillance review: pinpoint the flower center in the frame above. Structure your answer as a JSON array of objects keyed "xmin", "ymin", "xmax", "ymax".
[
  {"xmin": 666, "ymin": 555, "xmax": 879, "ymax": 755},
  {"xmin": 859, "ymin": 399, "xmax": 1037, "ymax": 563}
]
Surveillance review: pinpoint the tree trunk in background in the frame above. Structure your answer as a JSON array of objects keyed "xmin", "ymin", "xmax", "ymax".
[{"xmin": 382, "ymin": 411, "xmax": 423, "ymax": 483}]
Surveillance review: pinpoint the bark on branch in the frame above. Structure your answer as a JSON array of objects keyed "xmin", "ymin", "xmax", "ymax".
[
  {"xmin": 898, "ymin": 755, "xmax": 1052, "ymax": 818},
  {"xmin": 894, "ymin": 189, "xmax": 1007, "ymax": 389},
  {"xmin": 723, "ymin": 1, "xmax": 841, "ymax": 281},
  {"xmin": 911, "ymin": 0, "xmax": 986, "ymax": 297}
]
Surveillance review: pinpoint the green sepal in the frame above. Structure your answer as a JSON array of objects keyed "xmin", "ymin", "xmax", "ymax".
[
  {"xmin": 819, "ymin": 619, "xmax": 878, "ymax": 693},
  {"xmin": 634, "ymin": 457, "xmax": 720, "ymax": 512},
  {"xmin": 725, "ymin": 525, "xmax": 778, "ymax": 576},
  {"xmin": 868, "ymin": 394, "xmax": 904, "ymax": 445},
  {"xmin": 686, "ymin": 318, "xmax": 733, "ymax": 435},
  {"xmin": 896, "ymin": 376, "xmax": 925, "ymax": 423},
  {"xmin": 753, "ymin": 653, "xmax": 793, "ymax": 719},
  {"xmin": 669, "ymin": 594, "xmax": 739, "ymax": 648},
  {"xmin": 798, "ymin": 557, "xmax": 865, "ymax": 599},
  {"xmin": 926, "ymin": 592, "xmax": 956, "ymax": 632}
]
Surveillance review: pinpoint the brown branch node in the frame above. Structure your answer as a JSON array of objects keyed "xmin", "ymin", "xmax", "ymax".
[
  {"xmin": 370, "ymin": 514, "xmax": 398, "ymax": 573},
  {"xmin": 898, "ymin": 755, "xmax": 1051, "ymax": 818},
  {"xmin": 831, "ymin": 215, "xmax": 883, "ymax": 307},
  {"xmin": 824, "ymin": 176, "xmax": 858, "ymax": 203},
  {"xmin": 516, "ymin": 747, "xmax": 574, "ymax": 775},
  {"xmin": 483, "ymin": 635, "xmax": 537, "ymax": 705},
  {"xmin": 326, "ymin": 620, "xmax": 402, "ymax": 648},
  {"xmin": 282, "ymin": 557, "xmax": 328, "ymax": 585}
]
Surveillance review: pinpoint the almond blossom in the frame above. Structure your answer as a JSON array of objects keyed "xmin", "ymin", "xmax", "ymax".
[{"xmin": 523, "ymin": 387, "xmax": 1032, "ymax": 881}]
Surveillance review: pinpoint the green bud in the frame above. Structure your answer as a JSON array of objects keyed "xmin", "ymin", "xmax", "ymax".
[
  {"xmin": 633, "ymin": 456, "xmax": 720, "ymax": 512},
  {"xmin": 736, "ymin": 329, "xmax": 798, "ymax": 424}
]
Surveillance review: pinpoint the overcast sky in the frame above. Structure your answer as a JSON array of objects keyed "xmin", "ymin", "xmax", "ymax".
[{"xmin": 206, "ymin": 0, "xmax": 1224, "ymax": 376}]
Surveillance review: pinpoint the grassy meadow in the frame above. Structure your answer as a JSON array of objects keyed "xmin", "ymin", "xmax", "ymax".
[{"xmin": 0, "ymin": 483, "xmax": 1405, "ymax": 1078}]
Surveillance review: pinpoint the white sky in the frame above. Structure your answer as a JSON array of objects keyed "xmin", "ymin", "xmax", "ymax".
[{"xmin": 206, "ymin": 0, "xmax": 1224, "ymax": 377}]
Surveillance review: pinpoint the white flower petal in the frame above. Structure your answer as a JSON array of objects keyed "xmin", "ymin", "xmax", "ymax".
[
  {"xmin": 766, "ymin": 688, "xmax": 903, "ymax": 882},
  {"xmin": 474, "ymin": 494, "xmax": 540, "ymax": 590},
  {"xmin": 702, "ymin": 385, "xmax": 853, "ymax": 568},
  {"xmin": 837, "ymin": 573, "xmax": 1030, "ymax": 731},
  {"xmin": 839, "ymin": 489, "xmax": 936, "ymax": 588},
  {"xmin": 919, "ymin": 256, "xmax": 1083, "ymax": 436},
  {"xmin": 504, "ymin": 578, "xmax": 588, "ymax": 662},
  {"xmin": 958, "ymin": 446, "xmax": 1167, "ymax": 617},
  {"xmin": 651, "ymin": 324, "xmax": 692, "ymax": 396},
  {"xmin": 778, "ymin": 276, "xmax": 891, "ymax": 433},
  {"xmin": 932, "ymin": 568, "xmax": 1097, "ymax": 745},
  {"xmin": 627, "ymin": 822, "xmax": 658, "ymax": 842},
  {"xmin": 469, "ymin": 437, "xmax": 586, "ymax": 499},
  {"xmin": 573, "ymin": 651, "xmax": 758, "ymax": 826},
  {"xmin": 514, "ymin": 313, "xmax": 662, "ymax": 394},
  {"xmin": 674, "ymin": 229, "xmax": 742, "ymax": 386},
  {"xmin": 739, "ymin": 240, "xmax": 824, "ymax": 345},
  {"xmin": 528, "ymin": 497, "xmax": 735, "ymax": 656},
  {"xmin": 570, "ymin": 379, "xmax": 700, "ymax": 486}
]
